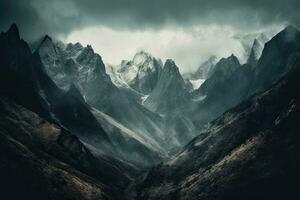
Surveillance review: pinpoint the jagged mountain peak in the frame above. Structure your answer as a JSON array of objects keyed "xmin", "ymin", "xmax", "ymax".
[
  {"xmin": 66, "ymin": 42, "xmax": 83, "ymax": 51},
  {"xmin": 79, "ymin": 44, "xmax": 95, "ymax": 55},
  {"xmin": 37, "ymin": 34, "xmax": 56, "ymax": 50},
  {"xmin": 213, "ymin": 54, "xmax": 240, "ymax": 74},
  {"xmin": 110, "ymin": 50, "xmax": 163, "ymax": 94},
  {"xmin": 132, "ymin": 50, "xmax": 162, "ymax": 68},
  {"xmin": 161, "ymin": 59, "xmax": 183, "ymax": 78},
  {"xmin": 85, "ymin": 44, "xmax": 94, "ymax": 51},
  {"xmin": 133, "ymin": 50, "xmax": 153, "ymax": 62},
  {"xmin": 42, "ymin": 34, "xmax": 52, "ymax": 42},
  {"xmin": 144, "ymin": 58, "xmax": 190, "ymax": 114},
  {"xmin": 6, "ymin": 23, "xmax": 20, "ymax": 39},
  {"xmin": 228, "ymin": 53, "xmax": 238, "ymax": 61},
  {"xmin": 75, "ymin": 44, "xmax": 103, "ymax": 66},
  {"xmin": 195, "ymin": 54, "xmax": 241, "ymax": 98},
  {"xmin": 222, "ymin": 54, "xmax": 239, "ymax": 64},
  {"xmin": 163, "ymin": 59, "xmax": 178, "ymax": 71},
  {"xmin": 165, "ymin": 58, "xmax": 176, "ymax": 65}
]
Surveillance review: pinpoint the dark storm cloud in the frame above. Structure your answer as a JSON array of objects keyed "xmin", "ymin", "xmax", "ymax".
[{"xmin": 1, "ymin": 0, "xmax": 299, "ymax": 40}]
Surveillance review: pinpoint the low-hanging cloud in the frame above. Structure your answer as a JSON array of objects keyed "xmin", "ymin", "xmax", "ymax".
[
  {"xmin": 1, "ymin": 0, "xmax": 299, "ymax": 40},
  {"xmin": 67, "ymin": 25, "xmax": 250, "ymax": 73}
]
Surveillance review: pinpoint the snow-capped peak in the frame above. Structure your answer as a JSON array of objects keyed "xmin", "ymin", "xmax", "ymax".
[
  {"xmin": 132, "ymin": 50, "xmax": 154, "ymax": 66},
  {"xmin": 108, "ymin": 50, "xmax": 163, "ymax": 94}
]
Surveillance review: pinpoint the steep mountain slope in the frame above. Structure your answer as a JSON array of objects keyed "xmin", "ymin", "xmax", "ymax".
[
  {"xmin": 144, "ymin": 59, "xmax": 191, "ymax": 114},
  {"xmin": 0, "ymin": 96, "xmax": 136, "ymax": 200},
  {"xmin": 135, "ymin": 46, "xmax": 300, "ymax": 200},
  {"xmin": 142, "ymin": 59, "xmax": 198, "ymax": 151},
  {"xmin": 91, "ymin": 107, "xmax": 166, "ymax": 166},
  {"xmin": 195, "ymin": 54, "xmax": 240, "ymax": 96},
  {"xmin": 189, "ymin": 54, "xmax": 244, "ymax": 128},
  {"xmin": 250, "ymin": 25, "xmax": 300, "ymax": 94}
]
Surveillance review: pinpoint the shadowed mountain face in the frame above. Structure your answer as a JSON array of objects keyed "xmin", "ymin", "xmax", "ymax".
[
  {"xmin": 250, "ymin": 26, "xmax": 300, "ymax": 94},
  {"xmin": 144, "ymin": 59, "xmax": 191, "ymax": 114},
  {"xmin": 135, "ymin": 45, "xmax": 300, "ymax": 200},
  {"xmin": 195, "ymin": 54, "xmax": 241, "ymax": 96},
  {"xmin": 0, "ymin": 96, "xmax": 134, "ymax": 200}
]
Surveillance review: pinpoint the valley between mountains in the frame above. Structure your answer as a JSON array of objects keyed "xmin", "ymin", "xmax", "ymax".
[{"xmin": 1, "ymin": 24, "xmax": 300, "ymax": 200}]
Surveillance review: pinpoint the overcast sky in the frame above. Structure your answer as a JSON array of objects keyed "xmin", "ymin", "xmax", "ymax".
[{"xmin": 1, "ymin": 0, "xmax": 298, "ymax": 72}]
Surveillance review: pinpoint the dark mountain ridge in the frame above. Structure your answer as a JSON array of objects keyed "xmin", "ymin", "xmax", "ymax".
[{"xmin": 135, "ymin": 36, "xmax": 300, "ymax": 200}]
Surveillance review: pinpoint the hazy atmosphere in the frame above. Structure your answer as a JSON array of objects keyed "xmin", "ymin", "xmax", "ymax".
[
  {"xmin": 1, "ymin": 1, "xmax": 300, "ymax": 199},
  {"xmin": 1, "ymin": 0, "xmax": 297, "ymax": 72}
]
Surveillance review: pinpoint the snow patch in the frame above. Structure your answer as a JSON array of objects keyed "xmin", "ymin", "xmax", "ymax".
[
  {"xmin": 141, "ymin": 95, "xmax": 149, "ymax": 105},
  {"xmin": 190, "ymin": 79, "xmax": 206, "ymax": 90},
  {"xmin": 193, "ymin": 95, "xmax": 207, "ymax": 102}
]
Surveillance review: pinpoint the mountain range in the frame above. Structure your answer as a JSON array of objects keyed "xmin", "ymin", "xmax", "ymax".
[{"xmin": 1, "ymin": 23, "xmax": 300, "ymax": 200}]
